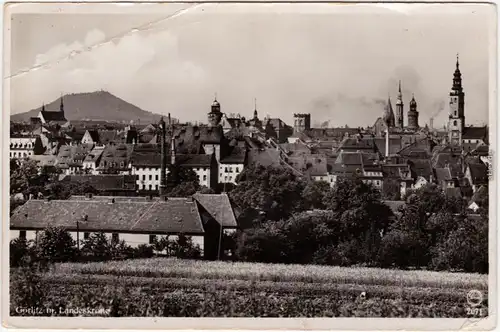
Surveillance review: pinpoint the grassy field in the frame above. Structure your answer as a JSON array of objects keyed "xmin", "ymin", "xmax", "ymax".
[{"xmin": 11, "ymin": 258, "xmax": 489, "ymax": 317}]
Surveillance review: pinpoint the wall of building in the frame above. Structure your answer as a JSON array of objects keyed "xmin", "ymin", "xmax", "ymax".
[
  {"xmin": 132, "ymin": 166, "xmax": 211, "ymax": 191},
  {"xmin": 10, "ymin": 137, "xmax": 36, "ymax": 159},
  {"xmin": 219, "ymin": 163, "xmax": 244, "ymax": 184},
  {"xmin": 10, "ymin": 230, "xmax": 205, "ymax": 250}
]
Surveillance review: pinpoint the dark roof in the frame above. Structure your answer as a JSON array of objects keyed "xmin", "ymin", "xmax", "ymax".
[
  {"xmin": 435, "ymin": 168, "xmax": 452, "ymax": 182},
  {"xmin": 40, "ymin": 110, "xmax": 67, "ymax": 122},
  {"xmin": 98, "ymin": 144, "xmax": 135, "ymax": 170},
  {"xmin": 462, "ymin": 126, "xmax": 488, "ymax": 140},
  {"xmin": 97, "ymin": 130, "xmax": 123, "ymax": 145},
  {"xmin": 470, "ymin": 144, "xmax": 489, "ymax": 157},
  {"xmin": 381, "ymin": 164, "xmax": 411, "ymax": 179},
  {"xmin": 445, "ymin": 187, "xmax": 462, "ymax": 198},
  {"xmin": 193, "ymin": 193, "xmax": 237, "ymax": 228},
  {"xmin": 467, "ymin": 163, "xmax": 488, "ymax": 185},
  {"xmin": 87, "ymin": 130, "xmax": 100, "ymax": 142},
  {"xmin": 433, "ymin": 152, "xmax": 462, "ymax": 168},
  {"xmin": 373, "ymin": 137, "xmax": 404, "ymax": 156},
  {"xmin": 304, "ymin": 127, "xmax": 360, "ymax": 140},
  {"xmin": 166, "ymin": 125, "xmax": 223, "ymax": 145},
  {"xmin": 247, "ymin": 148, "xmax": 283, "ymax": 168},
  {"xmin": 337, "ymin": 136, "xmax": 377, "ymax": 153},
  {"xmin": 220, "ymin": 147, "xmax": 247, "ymax": 164},
  {"xmin": 59, "ymin": 174, "xmax": 137, "ymax": 190},
  {"xmin": 10, "ymin": 198, "xmax": 204, "ymax": 234},
  {"xmin": 83, "ymin": 147, "xmax": 105, "ymax": 163},
  {"xmin": 286, "ymin": 154, "xmax": 328, "ymax": 177},
  {"xmin": 129, "ymin": 145, "xmax": 212, "ymax": 167},
  {"xmin": 335, "ymin": 151, "xmax": 379, "ymax": 166},
  {"xmin": 407, "ymin": 159, "xmax": 434, "ymax": 180},
  {"xmin": 65, "ymin": 130, "xmax": 85, "ymax": 142}
]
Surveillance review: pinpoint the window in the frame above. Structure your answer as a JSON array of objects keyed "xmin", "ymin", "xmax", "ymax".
[
  {"xmin": 149, "ymin": 184, "xmax": 152, "ymax": 190},
  {"xmin": 84, "ymin": 232, "xmax": 90, "ymax": 240},
  {"xmin": 453, "ymin": 120, "xmax": 457, "ymax": 126},
  {"xmin": 19, "ymin": 230, "xmax": 26, "ymax": 239},
  {"xmin": 142, "ymin": 175, "xmax": 146, "ymax": 181},
  {"xmin": 155, "ymin": 175, "xmax": 159, "ymax": 181},
  {"xmin": 203, "ymin": 175, "xmax": 207, "ymax": 181},
  {"xmin": 224, "ymin": 176, "xmax": 228, "ymax": 181},
  {"xmin": 120, "ymin": 162, "xmax": 124, "ymax": 168},
  {"xmin": 236, "ymin": 167, "xmax": 239, "ymax": 172},
  {"xmin": 225, "ymin": 167, "xmax": 228, "ymax": 172},
  {"xmin": 149, "ymin": 175, "xmax": 152, "ymax": 180},
  {"xmin": 229, "ymin": 167, "xmax": 233, "ymax": 172},
  {"xmin": 220, "ymin": 173, "xmax": 222, "ymax": 177},
  {"xmin": 111, "ymin": 233, "xmax": 119, "ymax": 243},
  {"xmin": 149, "ymin": 235, "xmax": 157, "ymax": 244},
  {"xmin": 155, "ymin": 185, "xmax": 159, "ymax": 190}
]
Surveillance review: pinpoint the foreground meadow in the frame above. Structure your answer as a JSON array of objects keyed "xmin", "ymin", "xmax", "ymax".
[{"xmin": 11, "ymin": 258, "xmax": 488, "ymax": 317}]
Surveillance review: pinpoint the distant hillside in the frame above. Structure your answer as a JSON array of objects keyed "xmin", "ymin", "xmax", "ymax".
[{"xmin": 10, "ymin": 91, "xmax": 164, "ymax": 124}]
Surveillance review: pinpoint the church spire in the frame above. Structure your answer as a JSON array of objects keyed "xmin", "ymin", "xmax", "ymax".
[
  {"xmin": 253, "ymin": 98, "xmax": 258, "ymax": 119},
  {"xmin": 59, "ymin": 94, "xmax": 64, "ymax": 113},
  {"xmin": 452, "ymin": 53, "xmax": 463, "ymax": 93}
]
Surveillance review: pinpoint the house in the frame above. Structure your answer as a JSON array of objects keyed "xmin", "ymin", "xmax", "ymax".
[
  {"xmin": 435, "ymin": 167, "xmax": 456, "ymax": 190},
  {"xmin": 219, "ymin": 147, "xmax": 247, "ymax": 184},
  {"xmin": 381, "ymin": 164, "xmax": 413, "ymax": 199},
  {"xmin": 193, "ymin": 193, "xmax": 238, "ymax": 259},
  {"xmin": 96, "ymin": 143, "xmax": 135, "ymax": 175},
  {"xmin": 10, "ymin": 194, "xmax": 238, "ymax": 260},
  {"xmin": 10, "ymin": 135, "xmax": 37, "ymax": 159},
  {"xmin": 81, "ymin": 130, "xmax": 100, "ymax": 145},
  {"xmin": 129, "ymin": 144, "xmax": 218, "ymax": 192},
  {"xmin": 468, "ymin": 185, "xmax": 488, "ymax": 212},
  {"xmin": 82, "ymin": 146, "xmax": 105, "ymax": 174},
  {"xmin": 462, "ymin": 126, "xmax": 488, "ymax": 145},
  {"xmin": 264, "ymin": 118, "xmax": 293, "ymax": 144},
  {"xmin": 56, "ymin": 144, "xmax": 94, "ymax": 175},
  {"xmin": 465, "ymin": 163, "xmax": 488, "ymax": 193},
  {"xmin": 58, "ymin": 174, "xmax": 138, "ymax": 196}
]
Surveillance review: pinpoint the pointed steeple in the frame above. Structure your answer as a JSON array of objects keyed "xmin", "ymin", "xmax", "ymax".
[
  {"xmin": 452, "ymin": 53, "xmax": 463, "ymax": 93},
  {"xmin": 396, "ymin": 80, "xmax": 403, "ymax": 105},
  {"xmin": 253, "ymin": 98, "xmax": 258, "ymax": 119},
  {"xmin": 383, "ymin": 95, "xmax": 395, "ymax": 128}
]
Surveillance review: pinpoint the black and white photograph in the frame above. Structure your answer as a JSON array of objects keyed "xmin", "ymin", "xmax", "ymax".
[{"xmin": 3, "ymin": 1, "xmax": 497, "ymax": 328}]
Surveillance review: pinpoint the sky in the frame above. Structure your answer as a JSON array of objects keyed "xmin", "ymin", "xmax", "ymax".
[{"xmin": 7, "ymin": 3, "xmax": 495, "ymax": 128}]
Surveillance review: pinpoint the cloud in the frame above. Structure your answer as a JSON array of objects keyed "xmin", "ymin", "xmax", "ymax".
[{"xmin": 10, "ymin": 8, "xmax": 491, "ymax": 128}]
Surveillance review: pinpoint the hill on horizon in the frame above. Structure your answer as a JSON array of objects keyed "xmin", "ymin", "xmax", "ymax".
[{"xmin": 10, "ymin": 91, "xmax": 164, "ymax": 124}]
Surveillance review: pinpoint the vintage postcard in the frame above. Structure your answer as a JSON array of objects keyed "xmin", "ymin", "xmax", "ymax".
[{"xmin": 2, "ymin": 1, "xmax": 497, "ymax": 330}]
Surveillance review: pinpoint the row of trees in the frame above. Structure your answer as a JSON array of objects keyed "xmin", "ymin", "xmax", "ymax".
[
  {"xmin": 227, "ymin": 166, "xmax": 488, "ymax": 273},
  {"xmin": 10, "ymin": 226, "xmax": 202, "ymax": 267}
]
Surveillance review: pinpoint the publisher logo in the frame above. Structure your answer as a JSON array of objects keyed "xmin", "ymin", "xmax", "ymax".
[{"xmin": 467, "ymin": 290, "xmax": 483, "ymax": 307}]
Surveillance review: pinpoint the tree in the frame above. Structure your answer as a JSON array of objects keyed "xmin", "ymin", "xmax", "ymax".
[
  {"xmin": 230, "ymin": 165, "xmax": 307, "ymax": 222},
  {"xmin": 36, "ymin": 226, "xmax": 77, "ymax": 263},
  {"xmin": 166, "ymin": 164, "xmax": 199, "ymax": 190},
  {"xmin": 44, "ymin": 181, "xmax": 98, "ymax": 200},
  {"xmin": 302, "ymin": 181, "xmax": 330, "ymax": 210},
  {"xmin": 323, "ymin": 177, "xmax": 393, "ymax": 263},
  {"xmin": 167, "ymin": 182, "xmax": 199, "ymax": 197}
]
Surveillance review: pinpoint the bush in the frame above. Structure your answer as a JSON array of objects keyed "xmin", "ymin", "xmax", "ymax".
[
  {"xmin": 36, "ymin": 226, "xmax": 77, "ymax": 263},
  {"xmin": 10, "ymin": 238, "xmax": 31, "ymax": 267}
]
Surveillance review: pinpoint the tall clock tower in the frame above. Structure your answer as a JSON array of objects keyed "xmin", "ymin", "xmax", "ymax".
[{"xmin": 448, "ymin": 54, "xmax": 465, "ymax": 146}]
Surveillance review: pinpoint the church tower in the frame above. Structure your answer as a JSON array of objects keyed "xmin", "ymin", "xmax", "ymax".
[
  {"xmin": 448, "ymin": 54, "xmax": 465, "ymax": 146},
  {"xmin": 395, "ymin": 81, "xmax": 404, "ymax": 128},
  {"xmin": 407, "ymin": 94, "xmax": 419, "ymax": 129},
  {"xmin": 208, "ymin": 95, "xmax": 222, "ymax": 127}
]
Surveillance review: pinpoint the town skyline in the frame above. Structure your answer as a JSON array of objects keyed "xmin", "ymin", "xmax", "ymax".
[{"xmin": 9, "ymin": 3, "xmax": 494, "ymax": 128}]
